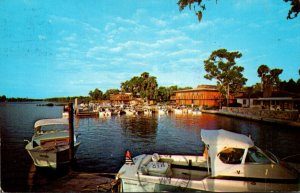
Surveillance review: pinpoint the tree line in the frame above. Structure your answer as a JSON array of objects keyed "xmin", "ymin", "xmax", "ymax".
[{"xmin": 88, "ymin": 72, "xmax": 192, "ymax": 102}]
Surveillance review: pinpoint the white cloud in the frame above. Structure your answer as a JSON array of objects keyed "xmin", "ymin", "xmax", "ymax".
[
  {"xmin": 38, "ymin": 35, "xmax": 47, "ymax": 40},
  {"xmin": 150, "ymin": 17, "xmax": 167, "ymax": 27}
]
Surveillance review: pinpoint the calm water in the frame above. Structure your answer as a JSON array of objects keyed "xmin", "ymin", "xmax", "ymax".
[{"xmin": 1, "ymin": 102, "xmax": 300, "ymax": 192}]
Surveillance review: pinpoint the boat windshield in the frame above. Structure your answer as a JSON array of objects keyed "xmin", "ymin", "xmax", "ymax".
[
  {"xmin": 245, "ymin": 146, "xmax": 271, "ymax": 164},
  {"xmin": 37, "ymin": 124, "xmax": 69, "ymax": 133},
  {"xmin": 218, "ymin": 148, "xmax": 245, "ymax": 164}
]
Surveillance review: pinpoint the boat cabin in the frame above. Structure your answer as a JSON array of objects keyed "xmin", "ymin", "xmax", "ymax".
[{"xmin": 201, "ymin": 129, "xmax": 297, "ymax": 180}]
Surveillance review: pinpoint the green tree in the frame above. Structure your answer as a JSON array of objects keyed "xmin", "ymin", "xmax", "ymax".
[
  {"xmin": 0, "ymin": 95, "xmax": 6, "ymax": 102},
  {"xmin": 89, "ymin": 88, "xmax": 103, "ymax": 101},
  {"xmin": 257, "ymin": 64, "xmax": 283, "ymax": 97},
  {"xmin": 157, "ymin": 86, "xmax": 168, "ymax": 102},
  {"xmin": 204, "ymin": 48, "xmax": 247, "ymax": 106},
  {"xmin": 279, "ymin": 79, "xmax": 300, "ymax": 94},
  {"xmin": 103, "ymin": 89, "xmax": 120, "ymax": 100},
  {"xmin": 121, "ymin": 72, "xmax": 158, "ymax": 100}
]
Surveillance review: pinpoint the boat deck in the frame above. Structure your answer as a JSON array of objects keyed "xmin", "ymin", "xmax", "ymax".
[{"xmin": 171, "ymin": 167, "xmax": 209, "ymax": 180}]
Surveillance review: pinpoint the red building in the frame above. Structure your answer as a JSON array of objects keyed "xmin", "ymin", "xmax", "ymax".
[
  {"xmin": 174, "ymin": 85, "xmax": 234, "ymax": 108},
  {"xmin": 110, "ymin": 93, "xmax": 133, "ymax": 105}
]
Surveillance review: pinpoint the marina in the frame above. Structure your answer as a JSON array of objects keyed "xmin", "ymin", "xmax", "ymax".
[
  {"xmin": 1, "ymin": 102, "xmax": 300, "ymax": 192},
  {"xmin": 2, "ymin": 0, "xmax": 300, "ymax": 192}
]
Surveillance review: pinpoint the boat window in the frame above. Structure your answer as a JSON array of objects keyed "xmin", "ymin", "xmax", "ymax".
[
  {"xmin": 245, "ymin": 147, "xmax": 271, "ymax": 164},
  {"xmin": 218, "ymin": 148, "xmax": 244, "ymax": 164},
  {"xmin": 39, "ymin": 124, "xmax": 68, "ymax": 132}
]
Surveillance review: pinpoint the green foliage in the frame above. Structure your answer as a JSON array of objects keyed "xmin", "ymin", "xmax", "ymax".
[
  {"xmin": 156, "ymin": 85, "xmax": 185, "ymax": 102},
  {"xmin": 204, "ymin": 48, "xmax": 247, "ymax": 105},
  {"xmin": 177, "ymin": 0, "xmax": 208, "ymax": 22},
  {"xmin": 284, "ymin": 0, "xmax": 300, "ymax": 19},
  {"xmin": 103, "ymin": 89, "xmax": 120, "ymax": 100},
  {"xmin": 0, "ymin": 95, "xmax": 7, "ymax": 102},
  {"xmin": 257, "ymin": 64, "xmax": 283, "ymax": 97},
  {"xmin": 121, "ymin": 72, "xmax": 158, "ymax": 100},
  {"xmin": 279, "ymin": 78, "xmax": 300, "ymax": 94},
  {"xmin": 178, "ymin": 86, "xmax": 193, "ymax": 90},
  {"xmin": 6, "ymin": 97, "xmax": 42, "ymax": 102},
  {"xmin": 45, "ymin": 96, "xmax": 90, "ymax": 103},
  {"xmin": 89, "ymin": 88, "xmax": 103, "ymax": 101}
]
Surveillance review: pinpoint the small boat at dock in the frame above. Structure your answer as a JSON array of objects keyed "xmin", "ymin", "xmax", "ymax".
[
  {"xmin": 116, "ymin": 129, "xmax": 299, "ymax": 192},
  {"xmin": 25, "ymin": 118, "xmax": 80, "ymax": 169},
  {"xmin": 124, "ymin": 108, "xmax": 138, "ymax": 116},
  {"xmin": 158, "ymin": 107, "xmax": 169, "ymax": 115},
  {"xmin": 192, "ymin": 107, "xmax": 202, "ymax": 115},
  {"xmin": 144, "ymin": 106, "xmax": 152, "ymax": 115},
  {"xmin": 99, "ymin": 108, "xmax": 112, "ymax": 118}
]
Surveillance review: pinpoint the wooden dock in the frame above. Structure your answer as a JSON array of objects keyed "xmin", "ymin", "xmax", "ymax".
[
  {"xmin": 76, "ymin": 111, "xmax": 98, "ymax": 117},
  {"xmin": 31, "ymin": 171, "xmax": 119, "ymax": 192}
]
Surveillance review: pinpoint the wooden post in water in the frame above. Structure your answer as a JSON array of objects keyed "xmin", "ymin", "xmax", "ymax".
[{"xmin": 68, "ymin": 103, "xmax": 75, "ymax": 163}]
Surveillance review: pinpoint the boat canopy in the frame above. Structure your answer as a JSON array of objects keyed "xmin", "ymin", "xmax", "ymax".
[
  {"xmin": 34, "ymin": 118, "xmax": 69, "ymax": 129},
  {"xmin": 201, "ymin": 129, "xmax": 254, "ymax": 150}
]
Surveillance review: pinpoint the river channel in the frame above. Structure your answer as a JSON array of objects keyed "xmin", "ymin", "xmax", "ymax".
[{"xmin": 1, "ymin": 102, "xmax": 299, "ymax": 192}]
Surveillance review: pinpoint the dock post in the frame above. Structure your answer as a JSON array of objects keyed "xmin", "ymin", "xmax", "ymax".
[
  {"xmin": 74, "ymin": 98, "xmax": 78, "ymax": 115},
  {"xmin": 68, "ymin": 103, "xmax": 75, "ymax": 164}
]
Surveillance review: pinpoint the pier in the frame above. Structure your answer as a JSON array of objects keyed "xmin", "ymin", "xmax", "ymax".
[{"xmin": 31, "ymin": 171, "xmax": 118, "ymax": 192}]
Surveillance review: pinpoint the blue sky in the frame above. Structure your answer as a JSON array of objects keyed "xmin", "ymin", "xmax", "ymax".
[{"xmin": 1, "ymin": 0, "xmax": 299, "ymax": 98}]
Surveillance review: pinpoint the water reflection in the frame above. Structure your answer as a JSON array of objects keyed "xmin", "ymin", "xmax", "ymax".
[{"xmin": 117, "ymin": 115, "xmax": 158, "ymax": 139}]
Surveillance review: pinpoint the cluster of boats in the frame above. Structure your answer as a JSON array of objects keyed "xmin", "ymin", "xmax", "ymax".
[
  {"xmin": 76, "ymin": 103, "xmax": 202, "ymax": 118},
  {"xmin": 24, "ymin": 105, "xmax": 300, "ymax": 192}
]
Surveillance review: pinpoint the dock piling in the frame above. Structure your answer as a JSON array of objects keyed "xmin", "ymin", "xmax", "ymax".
[{"xmin": 68, "ymin": 103, "xmax": 75, "ymax": 164}]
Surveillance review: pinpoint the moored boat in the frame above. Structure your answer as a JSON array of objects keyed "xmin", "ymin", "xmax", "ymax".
[
  {"xmin": 116, "ymin": 129, "xmax": 299, "ymax": 192},
  {"xmin": 174, "ymin": 108, "xmax": 183, "ymax": 114},
  {"xmin": 192, "ymin": 107, "xmax": 202, "ymax": 115},
  {"xmin": 25, "ymin": 118, "xmax": 80, "ymax": 169},
  {"xmin": 144, "ymin": 107, "xmax": 152, "ymax": 115},
  {"xmin": 124, "ymin": 108, "xmax": 138, "ymax": 116},
  {"xmin": 158, "ymin": 106, "xmax": 169, "ymax": 115},
  {"xmin": 99, "ymin": 108, "xmax": 112, "ymax": 118}
]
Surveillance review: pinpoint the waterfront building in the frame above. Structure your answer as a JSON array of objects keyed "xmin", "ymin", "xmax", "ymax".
[
  {"xmin": 174, "ymin": 85, "xmax": 234, "ymax": 108},
  {"xmin": 236, "ymin": 91, "xmax": 300, "ymax": 111},
  {"xmin": 110, "ymin": 93, "xmax": 133, "ymax": 106}
]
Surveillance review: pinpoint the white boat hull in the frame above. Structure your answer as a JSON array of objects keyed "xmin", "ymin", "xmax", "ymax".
[
  {"xmin": 26, "ymin": 142, "xmax": 80, "ymax": 168},
  {"xmin": 120, "ymin": 176, "xmax": 299, "ymax": 192},
  {"xmin": 174, "ymin": 109, "xmax": 183, "ymax": 114},
  {"xmin": 117, "ymin": 153, "xmax": 299, "ymax": 192},
  {"xmin": 99, "ymin": 111, "xmax": 112, "ymax": 118}
]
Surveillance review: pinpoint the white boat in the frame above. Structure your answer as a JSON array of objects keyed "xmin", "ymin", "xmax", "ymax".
[
  {"xmin": 124, "ymin": 108, "xmax": 138, "ymax": 116},
  {"xmin": 158, "ymin": 107, "xmax": 169, "ymax": 115},
  {"xmin": 192, "ymin": 108, "xmax": 202, "ymax": 115},
  {"xmin": 116, "ymin": 129, "xmax": 299, "ymax": 192},
  {"xmin": 99, "ymin": 108, "xmax": 112, "ymax": 118},
  {"xmin": 144, "ymin": 107, "xmax": 152, "ymax": 115},
  {"xmin": 62, "ymin": 105, "xmax": 69, "ymax": 118},
  {"xmin": 25, "ymin": 118, "xmax": 80, "ymax": 169},
  {"xmin": 174, "ymin": 108, "xmax": 183, "ymax": 114}
]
